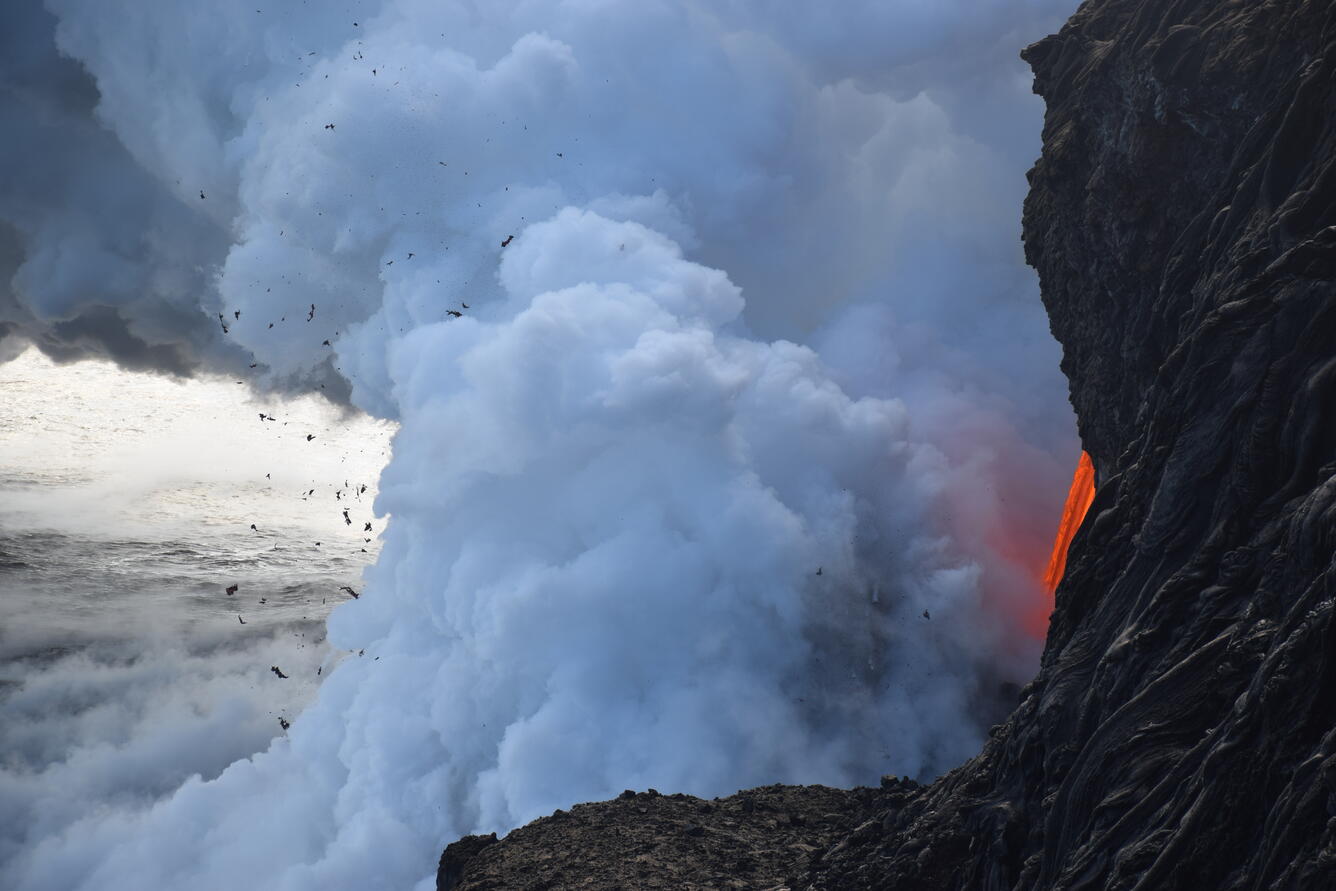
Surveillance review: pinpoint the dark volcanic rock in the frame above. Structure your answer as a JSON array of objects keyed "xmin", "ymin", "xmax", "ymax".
[
  {"xmin": 443, "ymin": 784, "xmax": 890, "ymax": 890},
  {"xmin": 438, "ymin": 834, "xmax": 497, "ymax": 891},
  {"xmin": 815, "ymin": 1, "xmax": 1336, "ymax": 888},
  {"xmin": 439, "ymin": 1, "xmax": 1336, "ymax": 888}
]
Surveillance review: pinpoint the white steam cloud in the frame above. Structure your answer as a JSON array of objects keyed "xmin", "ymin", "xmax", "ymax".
[{"xmin": 2, "ymin": 1, "xmax": 1080, "ymax": 888}]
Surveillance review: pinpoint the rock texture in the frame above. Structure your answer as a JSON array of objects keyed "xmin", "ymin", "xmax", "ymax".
[
  {"xmin": 437, "ymin": 783, "xmax": 904, "ymax": 890},
  {"xmin": 815, "ymin": 1, "xmax": 1336, "ymax": 887},
  {"xmin": 441, "ymin": 0, "xmax": 1336, "ymax": 887}
]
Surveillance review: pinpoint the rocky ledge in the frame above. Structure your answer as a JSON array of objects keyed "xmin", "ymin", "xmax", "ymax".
[
  {"xmin": 437, "ymin": 782, "xmax": 916, "ymax": 890},
  {"xmin": 440, "ymin": 0, "xmax": 1336, "ymax": 887}
]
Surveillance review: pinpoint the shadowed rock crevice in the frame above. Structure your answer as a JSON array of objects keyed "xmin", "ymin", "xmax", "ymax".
[{"xmin": 439, "ymin": 0, "xmax": 1336, "ymax": 887}]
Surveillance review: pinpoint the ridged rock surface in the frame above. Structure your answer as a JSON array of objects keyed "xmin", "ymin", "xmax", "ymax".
[{"xmin": 443, "ymin": 0, "xmax": 1336, "ymax": 887}]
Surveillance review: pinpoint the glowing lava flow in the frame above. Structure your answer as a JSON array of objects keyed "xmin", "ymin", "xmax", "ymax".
[{"xmin": 1043, "ymin": 451, "xmax": 1096, "ymax": 594}]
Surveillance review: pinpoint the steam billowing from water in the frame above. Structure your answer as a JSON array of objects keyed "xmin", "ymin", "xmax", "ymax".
[{"xmin": 3, "ymin": 1, "xmax": 1080, "ymax": 888}]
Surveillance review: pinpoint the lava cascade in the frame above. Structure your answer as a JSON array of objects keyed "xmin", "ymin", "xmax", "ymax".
[{"xmin": 1042, "ymin": 450, "xmax": 1095, "ymax": 594}]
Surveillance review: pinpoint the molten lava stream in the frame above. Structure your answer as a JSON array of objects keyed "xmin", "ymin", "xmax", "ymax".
[{"xmin": 1043, "ymin": 451, "xmax": 1096, "ymax": 596}]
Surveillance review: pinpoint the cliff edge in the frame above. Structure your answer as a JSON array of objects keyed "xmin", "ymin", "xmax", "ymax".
[{"xmin": 441, "ymin": 1, "xmax": 1336, "ymax": 887}]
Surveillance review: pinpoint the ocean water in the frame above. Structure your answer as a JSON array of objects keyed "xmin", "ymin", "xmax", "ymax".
[{"xmin": 0, "ymin": 349, "xmax": 393, "ymax": 861}]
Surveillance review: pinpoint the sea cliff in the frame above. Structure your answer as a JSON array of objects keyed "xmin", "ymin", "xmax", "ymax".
[{"xmin": 441, "ymin": 2, "xmax": 1336, "ymax": 886}]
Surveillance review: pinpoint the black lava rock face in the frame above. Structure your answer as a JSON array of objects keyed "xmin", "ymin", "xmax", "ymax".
[
  {"xmin": 441, "ymin": 2, "xmax": 1336, "ymax": 887},
  {"xmin": 815, "ymin": 1, "xmax": 1336, "ymax": 887}
]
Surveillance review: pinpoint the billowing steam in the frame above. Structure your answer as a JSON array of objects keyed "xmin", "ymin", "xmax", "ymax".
[{"xmin": 2, "ymin": 1, "xmax": 1080, "ymax": 888}]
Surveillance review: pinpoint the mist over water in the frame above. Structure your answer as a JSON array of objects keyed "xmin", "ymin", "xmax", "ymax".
[
  {"xmin": 0, "ymin": 350, "xmax": 392, "ymax": 876},
  {"xmin": 2, "ymin": 1, "xmax": 1081, "ymax": 888}
]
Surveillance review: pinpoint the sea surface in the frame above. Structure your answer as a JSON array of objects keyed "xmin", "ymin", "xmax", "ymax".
[{"xmin": 0, "ymin": 349, "xmax": 394, "ymax": 860}]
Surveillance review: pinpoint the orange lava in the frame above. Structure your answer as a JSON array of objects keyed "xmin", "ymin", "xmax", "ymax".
[{"xmin": 1042, "ymin": 451, "xmax": 1096, "ymax": 594}]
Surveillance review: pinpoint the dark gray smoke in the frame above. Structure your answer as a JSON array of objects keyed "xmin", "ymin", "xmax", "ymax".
[{"xmin": 0, "ymin": 1, "xmax": 225, "ymax": 374}]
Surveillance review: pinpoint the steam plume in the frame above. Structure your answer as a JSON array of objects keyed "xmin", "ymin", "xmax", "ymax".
[{"xmin": 1, "ymin": 1, "xmax": 1080, "ymax": 888}]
